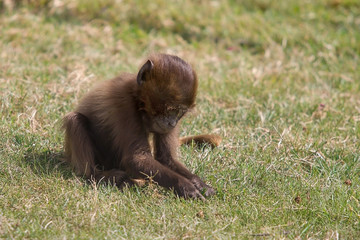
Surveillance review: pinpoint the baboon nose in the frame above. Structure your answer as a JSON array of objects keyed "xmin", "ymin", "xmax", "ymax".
[{"xmin": 169, "ymin": 119, "xmax": 177, "ymax": 127}]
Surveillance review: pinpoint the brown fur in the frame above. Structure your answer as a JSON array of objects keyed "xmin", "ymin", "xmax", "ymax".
[{"xmin": 63, "ymin": 54, "xmax": 217, "ymax": 199}]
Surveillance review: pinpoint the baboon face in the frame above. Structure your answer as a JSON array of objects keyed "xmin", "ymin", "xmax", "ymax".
[
  {"xmin": 137, "ymin": 54, "xmax": 197, "ymax": 134},
  {"xmin": 148, "ymin": 105, "xmax": 188, "ymax": 134}
]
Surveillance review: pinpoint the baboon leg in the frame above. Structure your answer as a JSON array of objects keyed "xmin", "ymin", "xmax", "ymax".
[
  {"xmin": 63, "ymin": 112, "xmax": 97, "ymax": 178},
  {"xmin": 63, "ymin": 112, "xmax": 133, "ymax": 188},
  {"xmin": 94, "ymin": 169, "xmax": 134, "ymax": 189}
]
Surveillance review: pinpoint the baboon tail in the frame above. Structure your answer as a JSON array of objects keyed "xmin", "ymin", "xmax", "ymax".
[{"xmin": 179, "ymin": 134, "xmax": 222, "ymax": 148}]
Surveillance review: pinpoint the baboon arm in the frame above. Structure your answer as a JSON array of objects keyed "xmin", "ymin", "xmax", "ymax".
[
  {"xmin": 122, "ymin": 151, "xmax": 204, "ymax": 199},
  {"xmin": 154, "ymin": 131, "xmax": 216, "ymax": 197},
  {"xmin": 154, "ymin": 130, "xmax": 194, "ymax": 179}
]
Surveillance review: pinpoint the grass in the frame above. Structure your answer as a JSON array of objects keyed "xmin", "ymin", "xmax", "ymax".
[{"xmin": 1, "ymin": 0, "xmax": 359, "ymax": 238}]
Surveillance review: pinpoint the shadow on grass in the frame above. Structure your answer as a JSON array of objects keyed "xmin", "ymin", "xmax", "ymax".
[
  {"xmin": 22, "ymin": 149, "xmax": 151, "ymax": 194},
  {"xmin": 23, "ymin": 149, "xmax": 74, "ymax": 179}
]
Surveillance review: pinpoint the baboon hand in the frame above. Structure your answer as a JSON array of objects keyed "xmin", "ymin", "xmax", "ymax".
[
  {"xmin": 191, "ymin": 176, "xmax": 216, "ymax": 198},
  {"xmin": 175, "ymin": 179, "xmax": 206, "ymax": 200}
]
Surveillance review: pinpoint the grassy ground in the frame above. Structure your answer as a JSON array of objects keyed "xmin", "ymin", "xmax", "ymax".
[{"xmin": 1, "ymin": 0, "xmax": 359, "ymax": 239}]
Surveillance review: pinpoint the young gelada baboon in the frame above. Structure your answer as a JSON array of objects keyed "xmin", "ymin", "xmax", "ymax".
[{"xmin": 63, "ymin": 54, "xmax": 221, "ymax": 199}]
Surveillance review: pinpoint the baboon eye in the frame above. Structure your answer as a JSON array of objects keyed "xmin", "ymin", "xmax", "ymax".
[
  {"xmin": 165, "ymin": 105, "xmax": 188, "ymax": 119},
  {"xmin": 167, "ymin": 109, "xmax": 178, "ymax": 117}
]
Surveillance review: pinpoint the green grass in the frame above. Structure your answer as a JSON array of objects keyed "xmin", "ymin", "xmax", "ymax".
[{"xmin": 1, "ymin": 0, "xmax": 359, "ymax": 238}]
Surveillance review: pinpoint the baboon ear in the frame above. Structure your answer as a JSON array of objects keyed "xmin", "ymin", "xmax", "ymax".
[{"xmin": 137, "ymin": 60, "xmax": 154, "ymax": 85}]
